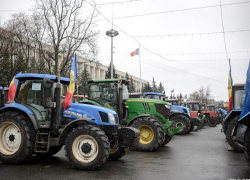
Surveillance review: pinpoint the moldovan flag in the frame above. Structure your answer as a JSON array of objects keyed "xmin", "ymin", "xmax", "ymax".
[
  {"xmin": 8, "ymin": 72, "xmax": 21, "ymax": 103},
  {"xmin": 63, "ymin": 53, "xmax": 77, "ymax": 110},
  {"xmin": 228, "ymin": 59, "xmax": 233, "ymax": 112},
  {"xmin": 240, "ymin": 60, "xmax": 250, "ymax": 119},
  {"xmin": 130, "ymin": 48, "xmax": 139, "ymax": 57}
]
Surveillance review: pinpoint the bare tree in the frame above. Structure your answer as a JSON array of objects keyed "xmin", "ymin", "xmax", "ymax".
[{"xmin": 33, "ymin": 0, "xmax": 99, "ymax": 76}]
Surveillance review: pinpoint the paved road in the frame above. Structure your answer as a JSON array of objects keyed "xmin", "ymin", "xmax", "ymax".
[{"xmin": 1, "ymin": 125, "xmax": 250, "ymax": 180}]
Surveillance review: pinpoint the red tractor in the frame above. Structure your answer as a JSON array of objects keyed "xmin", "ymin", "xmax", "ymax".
[
  {"xmin": 200, "ymin": 103, "xmax": 218, "ymax": 127},
  {"xmin": 187, "ymin": 101, "xmax": 204, "ymax": 131}
]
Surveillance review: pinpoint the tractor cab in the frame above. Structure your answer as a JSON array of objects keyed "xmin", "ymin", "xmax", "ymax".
[
  {"xmin": 187, "ymin": 101, "xmax": 200, "ymax": 118},
  {"xmin": 206, "ymin": 104, "xmax": 218, "ymax": 118}
]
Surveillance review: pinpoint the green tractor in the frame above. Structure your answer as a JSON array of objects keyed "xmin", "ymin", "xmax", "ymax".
[{"xmin": 80, "ymin": 79, "xmax": 178, "ymax": 152}]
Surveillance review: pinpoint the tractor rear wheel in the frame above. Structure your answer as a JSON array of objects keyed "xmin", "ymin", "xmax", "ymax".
[
  {"xmin": 207, "ymin": 118, "xmax": 217, "ymax": 127},
  {"xmin": 171, "ymin": 115, "xmax": 191, "ymax": 135},
  {"xmin": 130, "ymin": 117, "xmax": 165, "ymax": 151},
  {"xmin": 244, "ymin": 127, "xmax": 250, "ymax": 166},
  {"xmin": 226, "ymin": 115, "xmax": 243, "ymax": 151},
  {"xmin": 65, "ymin": 125, "xmax": 110, "ymax": 170},
  {"xmin": 0, "ymin": 111, "xmax": 35, "ymax": 164},
  {"xmin": 108, "ymin": 141, "xmax": 128, "ymax": 160}
]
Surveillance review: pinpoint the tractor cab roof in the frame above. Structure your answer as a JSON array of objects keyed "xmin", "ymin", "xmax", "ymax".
[
  {"xmin": 16, "ymin": 73, "xmax": 70, "ymax": 83},
  {"xmin": 88, "ymin": 79, "xmax": 129, "ymax": 85},
  {"xmin": 233, "ymin": 83, "xmax": 245, "ymax": 87},
  {"xmin": 143, "ymin": 92, "xmax": 164, "ymax": 96}
]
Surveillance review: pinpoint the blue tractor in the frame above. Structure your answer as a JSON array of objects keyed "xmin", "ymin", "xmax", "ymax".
[
  {"xmin": 222, "ymin": 83, "xmax": 245, "ymax": 151},
  {"xmin": 0, "ymin": 73, "xmax": 139, "ymax": 170},
  {"xmin": 143, "ymin": 92, "xmax": 192, "ymax": 135}
]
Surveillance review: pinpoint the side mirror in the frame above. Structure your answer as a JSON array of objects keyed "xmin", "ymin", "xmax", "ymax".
[{"xmin": 43, "ymin": 78, "xmax": 54, "ymax": 88}]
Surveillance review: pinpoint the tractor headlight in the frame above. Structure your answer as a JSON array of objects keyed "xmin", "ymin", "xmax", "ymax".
[
  {"xmin": 108, "ymin": 113, "xmax": 116, "ymax": 124},
  {"xmin": 165, "ymin": 105, "xmax": 171, "ymax": 110}
]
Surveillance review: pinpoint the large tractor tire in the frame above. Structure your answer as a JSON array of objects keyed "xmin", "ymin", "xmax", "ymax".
[
  {"xmin": 226, "ymin": 115, "xmax": 243, "ymax": 151},
  {"xmin": 0, "ymin": 111, "xmax": 35, "ymax": 164},
  {"xmin": 108, "ymin": 141, "xmax": 128, "ymax": 161},
  {"xmin": 130, "ymin": 117, "xmax": 165, "ymax": 151},
  {"xmin": 192, "ymin": 118, "xmax": 203, "ymax": 131},
  {"xmin": 189, "ymin": 119, "xmax": 194, "ymax": 132},
  {"xmin": 171, "ymin": 115, "xmax": 191, "ymax": 135},
  {"xmin": 65, "ymin": 125, "xmax": 110, "ymax": 170},
  {"xmin": 207, "ymin": 118, "xmax": 217, "ymax": 127},
  {"xmin": 244, "ymin": 127, "xmax": 250, "ymax": 166}
]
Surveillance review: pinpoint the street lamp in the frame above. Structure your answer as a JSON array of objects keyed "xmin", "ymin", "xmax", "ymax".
[{"xmin": 106, "ymin": 29, "xmax": 119, "ymax": 79}]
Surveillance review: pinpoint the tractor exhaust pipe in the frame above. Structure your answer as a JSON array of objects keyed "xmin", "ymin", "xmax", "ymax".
[
  {"xmin": 53, "ymin": 83, "xmax": 61, "ymax": 135},
  {"xmin": 1, "ymin": 85, "xmax": 5, "ymax": 108}
]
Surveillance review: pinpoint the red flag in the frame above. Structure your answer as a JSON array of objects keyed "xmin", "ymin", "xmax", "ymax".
[{"xmin": 63, "ymin": 54, "xmax": 77, "ymax": 110}]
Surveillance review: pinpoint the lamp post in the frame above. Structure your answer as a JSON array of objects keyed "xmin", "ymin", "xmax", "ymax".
[{"xmin": 106, "ymin": 29, "xmax": 119, "ymax": 79}]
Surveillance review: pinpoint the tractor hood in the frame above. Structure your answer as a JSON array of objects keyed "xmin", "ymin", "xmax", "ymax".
[
  {"xmin": 63, "ymin": 103, "xmax": 119, "ymax": 126},
  {"xmin": 171, "ymin": 105, "xmax": 191, "ymax": 117},
  {"xmin": 127, "ymin": 98, "xmax": 171, "ymax": 106}
]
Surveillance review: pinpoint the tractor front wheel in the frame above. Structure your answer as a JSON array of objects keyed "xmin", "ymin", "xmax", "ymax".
[
  {"xmin": 207, "ymin": 118, "xmax": 217, "ymax": 127},
  {"xmin": 171, "ymin": 115, "xmax": 191, "ymax": 135},
  {"xmin": 65, "ymin": 125, "xmax": 110, "ymax": 170},
  {"xmin": 108, "ymin": 141, "xmax": 128, "ymax": 160},
  {"xmin": 226, "ymin": 115, "xmax": 243, "ymax": 151},
  {"xmin": 130, "ymin": 117, "xmax": 165, "ymax": 151},
  {"xmin": 0, "ymin": 111, "xmax": 35, "ymax": 164}
]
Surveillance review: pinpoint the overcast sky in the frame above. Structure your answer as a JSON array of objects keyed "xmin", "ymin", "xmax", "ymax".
[{"xmin": 0, "ymin": 0, "xmax": 249, "ymax": 101}]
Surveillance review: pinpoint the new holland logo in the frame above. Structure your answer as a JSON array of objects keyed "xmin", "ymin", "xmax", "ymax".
[{"xmin": 65, "ymin": 110, "xmax": 86, "ymax": 119}]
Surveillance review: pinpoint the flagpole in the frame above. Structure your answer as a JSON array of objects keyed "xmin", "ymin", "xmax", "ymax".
[{"xmin": 139, "ymin": 45, "xmax": 142, "ymax": 92}]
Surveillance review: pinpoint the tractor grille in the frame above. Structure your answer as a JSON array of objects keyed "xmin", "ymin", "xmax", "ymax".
[
  {"xmin": 142, "ymin": 103, "xmax": 150, "ymax": 111},
  {"xmin": 114, "ymin": 114, "xmax": 119, "ymax": 124},
  {"xmin": 99, "ymin": 111, "xmax": 109, "ymax": 123},
  {"xmin": 155, "ymin": 104, "xmax": 171, "ymax": 119}
]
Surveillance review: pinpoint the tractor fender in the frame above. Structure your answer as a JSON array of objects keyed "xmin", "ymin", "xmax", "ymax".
[
  {"xmin": 222, "ymin": 110, "xmax": 241, "ymax": 133},
  {"xmin": 127, "ymin": 114, "xmax": 151, "ymax": 126},
  {"xmin": 234, "ymin": 113, "xmax": 250, "ymax": 144},
  {"xmin": 58, "ymin": 119, "xmax": 93, "ymax": 145},
  {"xmin": 0, "ymin": 104, "xmax": 38, "ymax": 130}
]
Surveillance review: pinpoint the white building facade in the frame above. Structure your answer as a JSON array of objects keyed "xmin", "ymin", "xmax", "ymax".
[{"xmin": 77, "ymin": 56, "xmax": 147, "ymax": 92}]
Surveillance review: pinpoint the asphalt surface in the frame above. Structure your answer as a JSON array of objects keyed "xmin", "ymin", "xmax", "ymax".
[{"xmin": 1, "ymin": 125, "xmax": 250, "ymax": 180}]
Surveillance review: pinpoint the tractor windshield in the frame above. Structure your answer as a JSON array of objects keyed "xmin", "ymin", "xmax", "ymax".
[
  {"xmin": 208, "ymin": 106, "xmax": 215, "ymax": 111},
  {"xmin": 189, "ymin": 104, "xmax": 200, "ymax": 111},
  {"xmin": 89, "ymin": 83, "xmax": 116, "ymax": 110},
  {"xmin": 234, "ymin": 89, "xmax": 245, "ymax": 109},
  {"xmin": 200, "ymin": 105, "xmax": 205, "ymax": 111},
  {"xmin": 179, "ymin": 102, "xmax": 186, "ymax": 107},
  {"xmin": 17, "ymin": 80, "xmax": 52, "ymax": 122}
]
